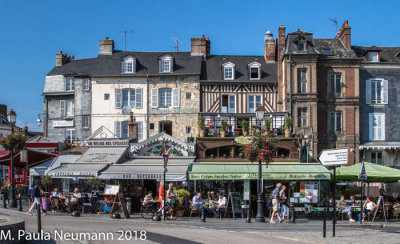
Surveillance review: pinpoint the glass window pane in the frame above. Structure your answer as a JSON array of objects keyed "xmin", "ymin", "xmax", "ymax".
[
  {"xmin": 249, "ymin": 96, "xmax": 254, "ymax": 113},
  {"xmin": 130, "ymin": 89, "xmax": 135, "ymax": 106},
  {"xmin": 229, "ymin": 95, "xmax": 235, "ymax": 113}
]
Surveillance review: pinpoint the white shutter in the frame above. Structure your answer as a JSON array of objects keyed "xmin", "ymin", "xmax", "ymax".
[
  {"xmin": 151, "ymin": 88, "xmax": 159, "ymax": 108},
  {"xmin": 115, "ymin": 88, "xmax": 122, "ymax": 108},
  {"xmin": 369, "ymin": 113, "xmax": 373, "ymax": 140},
  {"xmin": 380, "ymin": 114, "xmax": 385, "ymax": 140},
  {"xmin": 135, "ymin": 88, "xmax": 143, "ymax": 108},
  {"xmin": 114, "ymin": 121, "xmax": 121, "ymax": 138},
  {"xmin": 172, "ymin": 88, "xmax": 180, "ymax": 107},
  {"xmin": 137, "ymin": 121, "xmax": 143, "ymax": 140},
  {"xmin": 382, "ymin": 79, "xmax": 388, "ymax": 104},
  {"xmin": 60, "ymin": 100, "xmax": 66, "ymax": 117},
  {"xmin": 366, "ymin": 80, "xmax": 371, "ymax": 104}
]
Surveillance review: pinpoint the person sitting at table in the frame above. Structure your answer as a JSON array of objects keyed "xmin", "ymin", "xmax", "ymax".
[
  {"xmin": 337, "ymin": 195, "xmax": 355, "ymax": 222},
  {"xmin": 206, "ymin": 191, "xmax": 212, "ymax": 202},
  {"xmin": 350, "ymin": 195, "xmax": 356, "ymax": 206},
  {"xmin": 68, "ymin": 188, "xmax": 82, "ymax": 212},
  {"xmin": 192, "ymin": 193, "xmax": 207, "ymax": 212},
  {"xmin": 362, "ymin": 197, "xmax": 377, "ymax": 222},
  {"xmin": 210, "ymin": 193, "xmax": 226, "ymax": 218},
  {"xmin": 143, "ymin": 191, "xmax": 155, "ymax": 207},
  {"xmin": 50, "ymin": 188, "xmax": 62, "ymax": 212}
]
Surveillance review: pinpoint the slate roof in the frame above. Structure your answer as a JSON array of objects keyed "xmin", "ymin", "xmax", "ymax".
[
  {"xmin": 314, "ymin": 39, "xmax": 358, "ymax": 59},
  {"xmin": 200, "ymin": 55, "xmax": 277, "ymax": 83},
  {"xmin": 352, "ymin": 46, "xmax": 400, "ymax": 63},
  {"xmin": 47, "ymin": 51, "xmax": 202, "ymax": 77},
  {"xmin": 285, "ymin": 30, "xmax": 320, "ymax": 55}
]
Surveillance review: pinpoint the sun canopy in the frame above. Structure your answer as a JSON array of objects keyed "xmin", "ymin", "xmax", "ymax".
[
  {"xmin": 189, "ymin": 163, "xmax": 331, "ymax": 181},
  {"xmin": 333, "ymin": 162, "xmax": 400, "ymax": 182}
]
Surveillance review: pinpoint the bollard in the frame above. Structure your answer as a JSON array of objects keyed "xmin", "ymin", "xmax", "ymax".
[
  {"xmin": 3, "ymin": 196, "xmax": 7, "ymax": 208},
  {"xmin": 37, "ymin": 204, "xmax": 41, "ymax": 234},
  {"xmin": 18, "ymin": 195, "xmax": 23, "ymax": 212},
  {"xmin": 200, "ymin": 207, "xmax": 206, "ymax": 222},
  {"xmin": 323, "ymin": 204, "xmax": 327, "ymax": 238},
  {"xmin": 246, "ymin": 201, "xmax": 251, "ymax": 223},
  {"xmin": 289, "ymin": 204, "xmax": 296, "ymax": 224}
]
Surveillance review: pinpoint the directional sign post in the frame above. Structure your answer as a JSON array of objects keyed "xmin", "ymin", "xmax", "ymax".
[
  {"xmin": 358, "ymin": 161, "xmax": 367, "ymax": 224},
  {"xmin": 318, "ymin": 148, "xmax": 349, "ymax": 238},
  {"xmin": 162, "ymin": 153, "xmax": 169, "ymax": 221}
]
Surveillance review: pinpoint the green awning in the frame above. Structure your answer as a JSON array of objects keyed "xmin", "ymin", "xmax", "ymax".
[
  {"xmin": 333, "ymin": 162, "xmax": 400, "ymax": 182},
  {"xmin": 189, "ymin": 163, "xmax": 330, "ymax": 181}
]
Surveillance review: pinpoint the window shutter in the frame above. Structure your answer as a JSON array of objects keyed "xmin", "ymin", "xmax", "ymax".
[
  {"xmin": 366, "ymin": 80, "xmax": 371, "ymax": 104},
  {"xmin": 170, "ymin": 58, "xmax": 173, "ymax": 72},
  {"xmin": 71, "ymin": 78, "xmax": 75, "ymax": 90},
  {"xmin": 151, "ymin": 88, "xmax": 159, "ymax": 108},
  {"xmin": 172, "ymin": 88, "xmax": 180, "ymax": 107},
  {"xmin": 138, "ymin": 121, "xmax": 143, "ymax": 140},
  {"xmin": 381, "ymin": 114, "xmax": 385, "ymax": 140},
  {"xmin": 135, "ymin": 88, "xmax": 143, "ymax": 108},
  {"xmin": 159, "ymin": 59, "xmax": 162, "ymax": 73},
  {"xmin": 115, "ymin": 88, "xmax": 122, "ymax": 108},
  {"xmin": 382, "ymin": 79, "xmax": 388, "ymax": 104},
  {"xmin": 114, "ymin": 121, "xmax": 121, "ymax": 138},
  {"xmin": 60, "ymin": 100, "xmax": 66, "ymax": 117},
  {"xmin": 369, "ymin": 114, "xmax": 373, "ymax": 140}
]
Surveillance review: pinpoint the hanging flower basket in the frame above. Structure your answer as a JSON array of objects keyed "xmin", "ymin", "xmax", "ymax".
[{"xmin": 0, "ymin": 132, "xmax": 26, "ymax": 153}]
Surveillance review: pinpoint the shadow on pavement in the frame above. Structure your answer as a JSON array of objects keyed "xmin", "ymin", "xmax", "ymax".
[{"xmin": 147, "ymin": 232, "xmax": 202, "ymax": 244}]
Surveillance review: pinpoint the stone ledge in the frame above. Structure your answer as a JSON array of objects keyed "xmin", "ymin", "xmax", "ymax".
[{"xmin": 0, "ymin": 216, "xmax": 25, "ymax": 244}]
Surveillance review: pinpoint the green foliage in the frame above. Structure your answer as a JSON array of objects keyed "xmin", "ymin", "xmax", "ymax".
[
  {"xmin": 40, "ymin": 175, "xmax": 53, "ymax": 187},
  {"xmin": 198, "ymin": 116, "xmax": 206, "ymax": 130},
  {"xmin": 240, "ymin": 120, "xmax": 249, "ymax": 132},
  {"xmin": 176, "ymin": 188, "xmax": 190, "ymax": 210},
  {"xmin": 220, "ymin": 120, "xmax": 228, "ymax": 132},
  {"xmin": 169, "ymin": 148, "xmax": 182, "ymax": 156},
  {"xmin": 284, "ymin": 117, "xmax": 293, "ymax": 131},
  {"xmin": 0, "ymin": 132, "xmax": 26, "ymax": 153},
  {"xmin": 86, "ymin": 176, "xmax": 102, "ymax": 190},
  {"xmin": 242, "ymin": 135, "xmax": 275, "ymax": 163},
  {"xmin": 151, "ymin": 148, "xmax": 161, "ymax": 154},
  {"xmin": 264, "ymin": 119, "xmax": 271, "ymax": 132}
]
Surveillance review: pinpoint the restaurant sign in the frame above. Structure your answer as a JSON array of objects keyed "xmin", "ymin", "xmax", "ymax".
[
  {"xmin": 87, "ymin": 140, "xmax": 129, "ymax": 147},
  {"xmin": 53, "ymin": 120, "xmax": 74, "ymax": 127},
  {"xmin": 189, "ymin": 172, "xmax": 330, "ymax": 181},
  {"xmin": 101, "ymin": 173, "xmax": 185, "ymax": 181}
]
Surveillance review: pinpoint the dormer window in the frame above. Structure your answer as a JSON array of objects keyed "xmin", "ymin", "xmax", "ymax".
[
  {"xmin": 298, "ymin": 42, "xmax": 307, "ymax": 51},
  {"xmin": 369, "ymin": 52, "xmax": 379, "ymax": 62},
  {"xmin": 160, "ymin": 56, "xmax": 173, "ymax": 73},
  {"xmin": 248, "ymin": 62, "xmax": 261, "ymax": 80},
  {"xmin": 222, "ymin": 62, "xmax": 235, "ymax": 80},
  {"xmin": 121, "ymin": 56, "xmax": 136, "ymax": 74}
]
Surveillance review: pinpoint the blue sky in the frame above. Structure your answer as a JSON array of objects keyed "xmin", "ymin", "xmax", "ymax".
[{"xmin": 0, "ymin": 0, "xmax": 399, "ymax": 132}]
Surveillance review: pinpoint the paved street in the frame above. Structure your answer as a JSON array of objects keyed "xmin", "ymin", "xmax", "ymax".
[{"xmin": 1, "ymin": 208, "xmax": 400, "ymax": 244}]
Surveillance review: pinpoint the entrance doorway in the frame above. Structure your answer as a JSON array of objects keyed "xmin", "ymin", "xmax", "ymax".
[{"xmin": 159, "ymin": 120, "xmax": 172, "ymax": 135}]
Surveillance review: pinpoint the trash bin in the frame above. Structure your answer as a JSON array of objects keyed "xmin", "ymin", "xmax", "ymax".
[
  {"xmin": 42, "ymin": 198, "xmax": 51, "ymax": 211},
  {"xmin": 126, "ymin": 198, "xmax": 132, "ymax": 214}
]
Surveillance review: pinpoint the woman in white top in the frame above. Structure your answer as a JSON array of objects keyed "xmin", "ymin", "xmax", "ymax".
[{"xmin": 362, "ymin": 197, "xmax": 377, "ymax": 222}]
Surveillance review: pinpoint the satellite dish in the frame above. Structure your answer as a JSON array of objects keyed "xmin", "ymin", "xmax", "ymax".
[{"xmin": 122, "ymin": 106, "xmax": 131, "ymax": 115}]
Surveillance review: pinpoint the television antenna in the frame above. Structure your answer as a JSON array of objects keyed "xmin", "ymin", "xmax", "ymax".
[
  {"xmin": 328, "ymin": 18, "xmax": 338, "ymax": 34},
  {"xmin": 118, "ymin": 30, "xmax": 135, "ymax": 51},
  {"xmin": 171, "ymin": 37, "xmax": 182, "ymax": 52}
]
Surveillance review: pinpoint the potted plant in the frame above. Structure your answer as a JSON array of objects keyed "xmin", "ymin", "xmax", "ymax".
[
  {"xmin": 40, "ymin": 175, "xmax": 53, "ymax": 211},
  {"xmin": 239, "ymin": 152, "xmax": 244, "ymax": 158},
  {"xmin": 283, "ymin": 117, "xmax": 293, "ymax": 138},
  {"xmin": 240, "ymin": 120, "xmax": 249, "ymax": 136},
  {"xmin": 264, "ymin": 119, "xmax": 271, "ymax": 136},
  {"xmin": 220, "ymin": 120, "xmax": 227, "ymax": 137},
  {"xmin": 228, "ymin": 124, "xmax": 233, "ymax": 136},
  {"xmin": 176, "ymin": 188, "xmax": 190, "ymax": 217},
  {"xmin": 234, "ymin": 128, "xmax": 241, "ymax": 137},
  {"xmin": 198, "ymin": 116, "xmax": 206, "ymax": 137}
]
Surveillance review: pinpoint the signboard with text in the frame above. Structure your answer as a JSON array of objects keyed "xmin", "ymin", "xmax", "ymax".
[
  {"xmin": 53, "ymin": 120, "xmax": 74, "ymax": 127},
  {"xmin": 318, "ymin": 148, "xmax": 349, "ymax": 166}
]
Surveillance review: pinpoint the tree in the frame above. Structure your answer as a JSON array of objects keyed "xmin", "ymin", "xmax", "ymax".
[
  {"xmin": 40, "ymin": 175, "xmax": 53, "ymax": 193},
  {"xmin": 86, "ymin": 176, "xmax": 102, "ymax": 191}
]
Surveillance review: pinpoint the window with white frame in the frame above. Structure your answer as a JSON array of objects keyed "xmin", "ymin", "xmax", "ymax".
[
  {"xmin": 159, "ymin": 88, "xmax": 172, "ymax": 107},
  {"xmin": 369, "ymin": 113, "xmax": 385, "ymax": 141},
  {"xmin": 223, "ymin": 63, "xmax": 235, "ymax": 80},
  {"xmin": 221, "ymin": 94, "xmax": 235, "ymax": 113},
  {"xmin": 297, "ymin": 108, "xmax": 307, "ymax": 127},
  {"xmin": 122, "ymin": 57, "xmax": 135, "ymax": 73},
  {"xmin": 298, "ymin": 42, "xmax": 307, "ymax": 51},
  {"xmin": 366, "ymin": 79, "xmax": 388, "ymax": 105},
  {"xmin": 248, "ymin": 62, "xmax": 261, "ymax": 80},
  {"xmin": 369, "ymin": 52, "xmax": 379, "ymax": 62},
  {"xmin": 248, "ymin": 95, "xmax": 262, "ymax": 113},
  {"xmin": 82, "ymin": 116, "xmax": 90, "ymax": 129},
  {"xmin": 60, "ymin": 100, "xmax": 74, "ymax": 117},
  {"xmin": 65, "ymin": 77, "xmax": 75, "ymax": 91},
  {"xmin": 330, "ymin": 111, "xmax": 342, "ymax": 132},
  {"xmin": 122, "ymin": 89, "xmax": 135, "ymax": 107},
  {"xmin": 297, "ymin": 68, "xmax": 307, "ymax": 93},
  {"xmin": 137, "ymin": 121, "xmax": 143, "ymax": 140},
  {"xmin": 66, "ymin": 129, "xmax": 75, "ymax": 143},
  {"xmin": 161, "ymin": 58, "xmax": 172, "ymax": 73},
  {"xmin": 115, "ymin": 121, "xmax": 129, "ymax": 139},
  {"xmin": 330, "ymin": 74, "xmax": 342, "ymax": 96},
  {"xmin": 83, "ymin": 79, "xmax": 91, "ymax": 91},
  {"xmin": 371, "ymin": 151, "xmax": 383, "ymax": 165}
]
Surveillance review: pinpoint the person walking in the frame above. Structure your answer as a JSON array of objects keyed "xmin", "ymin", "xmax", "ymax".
[
  {"xmin": 270, "ymin": 183, "xmax": 282, "ymax": 223},
  {"xmin": 27, "ymin": 182, "xmax": 45, "ymax": 216},
  {"xmin": 166, "ymin": 183, "xmax": 177, "ymax": 219},
  {"xmin": 158, "ymin": 181, "xmax": 165, "ymax": 217},
  {"xmin": 279, "ymin": 185, "xmax": 288, "ymax": 221}
]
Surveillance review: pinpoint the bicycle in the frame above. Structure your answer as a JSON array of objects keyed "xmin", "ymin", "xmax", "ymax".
[{"xmin": 140, "ymin": 201, "xmax": 177, "ymax": 220}]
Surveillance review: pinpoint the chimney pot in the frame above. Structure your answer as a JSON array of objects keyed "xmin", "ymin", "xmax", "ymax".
[
  {"xmin": 59, "ymin": 50, "xmax": 63, "ymax": 54},
  {"xmin": 336, "ymin": 20, "xmax": 351, "ymax": 49},
  {"xmin": 264, "ymin": 30, "xmax": 275, "ymax": 62}
]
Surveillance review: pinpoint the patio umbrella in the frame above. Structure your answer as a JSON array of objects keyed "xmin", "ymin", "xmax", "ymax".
[{"xmin": 332, "ymin": 162, "xmax": 400, "ymax": 182}]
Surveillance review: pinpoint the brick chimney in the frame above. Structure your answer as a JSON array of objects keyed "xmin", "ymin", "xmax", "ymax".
[
  {"xmin": 56, "ymin": 51, "xmax": 70, "ymax": 67},
  {"xmin": 0, "ymin": 104, "xmax": 7, "ymax": 117},
  {"xmin": 128, "ymin": 113, "xmax": 138, "ymax": 142},
  {"xmin": 99, "ymin": 37, "xmax": 114, "ymax": 55},
  {"xmin": 336, "ymin": 20, "xmax": 351, "ymax": 50},
  {"xmin": 277, "ymin": 25, "xmax": 286, "ymax": 62},
  {"xmin": 264, "ymin": 31, "xmax": 275, "ymax": 62},
  {"xmin": 277, "ymin": 25, "xmax": 286, "ymax": 111},
  {"xmin": 191, "ymin": 35, "xmax": 210, "ymax": 57}
]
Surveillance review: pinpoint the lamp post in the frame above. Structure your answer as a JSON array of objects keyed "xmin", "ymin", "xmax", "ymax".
[
  {"xmin": 255, "ymin": 105, "xmax": 265, "ymax": 222},
  {"xmin": 7, "ymin": 109, "xmax": 17, "ymax": 208}
]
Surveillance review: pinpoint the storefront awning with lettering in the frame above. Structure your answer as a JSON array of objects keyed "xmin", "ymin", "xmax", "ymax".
[
  {"xmin": 75, "ymin": 147, "xmax": 128, "ymax": 164},
  {"xmin": 47, "ymin": 163, "xmax": 108, "ymax": 178},
  {"xmin": 100, "ymin": 156, "xmax": 195, "ymax": 181},
  {"xmin": 188, "ymin": 163, "xmax": 331, "ymax": 181}
]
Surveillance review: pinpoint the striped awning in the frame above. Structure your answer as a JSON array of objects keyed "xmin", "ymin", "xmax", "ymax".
[{"xmin": 359, "ymin": 142, "xmax": 400, "ymax": 150}]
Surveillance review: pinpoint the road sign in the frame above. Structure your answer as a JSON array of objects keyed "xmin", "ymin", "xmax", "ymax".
[{"xmin": 318, "ymin": 148, "xmax": 348, "ymax": 166}]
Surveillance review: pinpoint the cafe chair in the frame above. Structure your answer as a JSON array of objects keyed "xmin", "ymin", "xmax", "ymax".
[{"xmin": 189, "ymin": 201, "xmax": 200, "ymax": 218}]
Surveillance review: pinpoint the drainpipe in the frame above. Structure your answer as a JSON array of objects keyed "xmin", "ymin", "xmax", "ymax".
[
  {"xmin": 146, "ymin": 75, "xmax": 149, "ymax": 139},
  {"xmin": 288, "ymin": 54, "xmax": 293, "ymax": 117}
]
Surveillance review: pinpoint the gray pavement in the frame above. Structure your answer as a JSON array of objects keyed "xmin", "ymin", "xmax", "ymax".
[{"xmin": 1, "ymin": 207, "xmax": 400, "ymax": 244}]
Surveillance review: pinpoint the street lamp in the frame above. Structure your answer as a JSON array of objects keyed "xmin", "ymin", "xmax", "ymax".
[
  {"xmin": 255, "ymin": 105, "xmax": 265, "ymax": 222},
  {"xmin": 36, "ymin": 116, "xmax": 42, "ymax": 127},
  {"xmin": 7, "ymin": 109, "xmax": 17, "ymax": 208}
]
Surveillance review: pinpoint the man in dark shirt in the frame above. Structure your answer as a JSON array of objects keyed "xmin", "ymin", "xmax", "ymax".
[{"xmin": 27, "ymin": 182, "xmax": 45, "ymax": 216}]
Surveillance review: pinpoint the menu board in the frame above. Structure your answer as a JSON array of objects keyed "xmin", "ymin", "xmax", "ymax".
[
  {"xmin": 104, "ymin": 184, "xmax": 120, "ymax": 196},
  {"xmin": 299, "ymin": 181, "xmax": 318, "ymax": 203}
]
